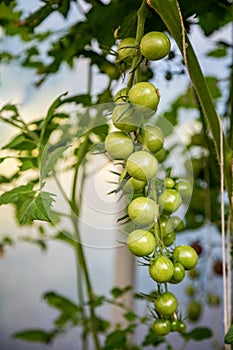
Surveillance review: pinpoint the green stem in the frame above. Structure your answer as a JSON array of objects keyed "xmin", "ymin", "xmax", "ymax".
[
  {"xmin": 127, "ymin": 0, "xmax": 147, "ymax": 90},
  {"xmin": 147, "ymin": 0, "xmax": 232, "ymax": 202}
]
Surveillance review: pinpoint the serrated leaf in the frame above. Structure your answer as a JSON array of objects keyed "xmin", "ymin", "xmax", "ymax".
[
  {"xmin": 41, "ymin": 145, "xmax": 69, "ymax": 179},
  {"xmin": 13, "ymin": 329, "xmax": 57, "ymax": 344},
  {"xmin": 225, "ymin": 324, "xmax": 233, "ymax": 344},
  {"xmin": 0, "ymin": 183, "xmax": 35, "ymax": 205},
  {"xmin": 19, "ymin": 191, "xmax": 55, "ymax": 224}
]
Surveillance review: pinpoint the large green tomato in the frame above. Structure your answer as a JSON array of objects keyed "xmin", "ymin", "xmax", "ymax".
[
  {"xmin": 140, "ymin": 31, "xmax": 171, "ymax": 61},
  {"xmin": 112, "ymin": 103, "xmax": 142, "ymax": 132},
  {"xmin": 128, "ymin": 82, "xmax": 160, "ymax": 111},
  {"xmin": 126, "ymin": 151, "xmax": 158, "ymax": 181},
  {"xmin": 122, "ymin": 177, "xmax": 146, "ymax": 194},
  {"xmin": 138, "ymin": 125, "xmax": 164, "ymax": 153},
  {"xmin": 127, "ymin": 197, "xmax": 159, "ymax": 228},
  {"xmin": 127, "ymin": 229, "xmax": 155, "ymax": 256},
  {"xmin": 154, "ymin": 291, "xmax": 178, "ymax": 316},
  {"xmin": 173, "ymin": 245, "xmax": 198, "ymax": 270},
  {"xmin": 175, "ymin": 179, "xmax": 192, "ymax": 199},
  {"xmin": 152, "ymin": 319, "xmax": 170, "ymax": 336},
  {"xmin": 149, "ymin": 256, "xmax": 174, "ymax": 283},
  {"xmin": 158, "ymin": 189, "xmax": 182, "ymax": 214},
  {"xmin": 105, "ymin": 131, "xmax": 134, "ymax": 159},
  {"xmin": 117, "ymin": 37, "xmax": 138, "ymax": 63}
]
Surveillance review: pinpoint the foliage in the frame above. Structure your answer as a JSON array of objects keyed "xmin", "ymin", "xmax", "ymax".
[{"xmin": 0, "ymin": 0, "xmax": 232, "ymax": 349}]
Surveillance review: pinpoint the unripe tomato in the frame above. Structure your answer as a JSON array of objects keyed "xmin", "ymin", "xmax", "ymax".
[
  {"xmin": 170, "ymin": 262, "xmax": 185, "ymax": 283},
  {"xmin": 175, "ymin": 179, "xmax": 192, "ymax": 199},
  {"xmin": 154, "ymin": 291, "xmax": 178, "ymax": 316},
  {"xmin": 126, "ymin": 151, "xmax": 158, "ymax": 181},
  {"xmin": 117, "ymin": 37, "xmax": 138, "ymax": 63},
  {"xmin": 152, "ymin": 319, "xmax": 170, "ymax": 336},
  {"xmin": 163, "ymin": 231, "xmax": 176, "ymax": 247},
  {"xmin": 112, "ymin": 103, "xmax": 143, "ymax": 132},
  {"xmin": 176, "ymin": 320, "xmax": 187, "ymax": 334},
  {"xmin": 185, "ymin": 285, "xmax": 196, "ymax": 297},
  {"xmin": 154, "ymin": 147, "xmax": 166, "ymax": 162},
  {"xmin": 173, "ymin": 245, "xmax": 198, "ymax": 270},
  {"xmin": 105, "ymin": 131, "xmax": 134, "ymax": 159},
  {"xmin": 187, "ymin": 301, "xmax": 202, "ymax": 322},
  {"xmin": 164, "ymin": 177, "xmax": 175, "ymax": 189},
  {"xmin": 114, "ymin": 88, "xmax": 128, "ymax": 103},
  {"xmin": 207, "ymin": 293, "xmax": 220, "ymax": 307},
  {"xmin": 149, "ymin": 256, "xmax": 174, "ymax": 283},
  {"xmin": 127, "ymin": 229, "xmax": 155, "ymax": 256},
  {"xmin": 158, "ymin": 189, "xmax": 182, "ymax": 214},
  {"xmin": 167, "ymin": 216, "xmax": 184, "ymax": 232},
  {"xmin": 127, "ymin": 197, "xmax": 159, "ymax": 228},
  {"xmin": 122, "ymin": 177, "xmax": 146, "ymax": 194},
  {"xmin": 140, "ymin": 31, "xmax": 171, "ymax": 61},
  {"xmin": 128, "ymin": 82, "xmax": 160, "ymax": 111},
  {"xmin": 137, "ymin": 125, "xmax": 164, "ymax": 153}
]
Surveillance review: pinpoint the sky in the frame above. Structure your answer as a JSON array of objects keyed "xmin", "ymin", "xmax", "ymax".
[{"xmin": 0, "ymin": 1, "xmax": 232, "ymax": 349}]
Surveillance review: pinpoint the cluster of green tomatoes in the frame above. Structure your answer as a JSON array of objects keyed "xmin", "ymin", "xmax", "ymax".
[{"xmin": 104, "ymin": 31, "xmax": 198, "ymax": 336}]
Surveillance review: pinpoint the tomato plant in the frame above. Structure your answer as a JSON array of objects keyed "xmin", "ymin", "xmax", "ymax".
[
  {"xmin": 158, "ymin": 189, "xmax": 182, "ymax": 214},
  {"xmin": 173, "ymin": 246, "xmax": 198, "ymax": 270},
  {"xmin": 149, "ymin": 256, "xmax": 174, "ymax": 283},
  {"xmin": 105, "ymin": 131, "xmax": 134, "ymax": 159},
  {"xmin": 127, "ymin": 197, "xmax": 159, "ymax": 227},
  {"xmin": 117, "ymin": 37, "xmax": 138, "ymax": 64},
  {"xmin": 152, "ymin": 319, "xmax": 171, "ymax": 336},
  {"xmin": 137, "ymin": 125, "xmax": 164, "ymax": 153}
]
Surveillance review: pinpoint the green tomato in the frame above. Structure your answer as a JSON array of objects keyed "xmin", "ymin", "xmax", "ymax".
[
  {"xmin": 117, "ymin": 37, "xmax": 138, "ymax": 63},
  {"xmin": 127, "ymin": 197, "xmax": 159, "ymax": 228},
  {"xmin": 114, "ymin": 88, "xmax": 128, "ymax": 103},
  {"xmin": 140, "ymin": 31, "xmax": 171, "ymax": 61},
  {"xmin": 158, "ymin": 189, "xmax": 182, "ymax": 214},
  {"xmin": 173, "ymin": 245, "xmax": 198, "ymax": 270},
  {"xmin": 187, "ymin": 301, "xmax": 202, "ymax": 322},
  {"xmin": 122, "ymin": 177, "xmax": 146, "ymax": 194},
  {"xmin": 138, "ymin": 125, "xmax": 164, "ymax": 153},
  {"xmin": 154, "ymin": 291, "xmax": 178, "ymax": 316},
  {"xmin": 207, "ymin": 293, "xmax": 220, "ymax": 307},
  {"xmin": 154, "ymin": 147, "xmax": 166, "ymax": 162},
  {"xmin": 164, "ymin": 177, "xmax": 175, "ymax": 189},
  {"xmin": 127, "ymin": 229, "xmax": 155, "ymax": 256},
  {"xmin": 167, "ymin": 216, "xmax": 184, "ymax": 232},
  {"xmin": 175, "ymin": 179, "xmax": 192, "ymax": 199},
  {"xmin": 126, "ymin": 151, "xmax": 158, "ymax": 181},
  {"xmin": 105, "ymin": 131, "xmax": 134, "ymax": 159},
  {"xmin": 152, "ymin": 319, "xmax": 171, "ymax": 336},
  {"xmin": 112, "ymin": 103, "xmax": 143, "ymax": 132},
  {"xmin": 170, "ymin": 262, "xmax": 185, "ymax": 283},
  {"xmin": 163, "ymin": 231, "xmax": 176, "ymax": 246},
  {"xmin": 176, "ymin": 320, "xmax": 187, "ymax": 334},
  {"xmin": 128, "ymin": 82, "xmax": 160, "ymax": 111},
  {"xmin": 149, "ymin": 256, "xmax": 174, "ymax": 283}
]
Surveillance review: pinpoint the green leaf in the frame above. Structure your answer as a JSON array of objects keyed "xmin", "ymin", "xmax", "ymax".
[
  {"xmin": 2, "ymin": 134, "xmax": 37, "ymax": 151},
  {"xmin": 43, "ymin": 291, "xmax": 80, "ymax": 314},
  {"xmin": 225, "ymin": 324, "xmax": 233, "ymax": 344},
  {"xmin": 205, "ymin": 76, "xmax": 221, "ymax": 100},
  {"xmin": 89, "ymin": 142, "xmax": 106, "ymax": 155},
  {"xmin": 123, "ymin": 311, "xmax": 137, "ymax": 322},
  {"xmin": 183, "ymin": 327, "xmax": 213, "ymax": 341},
  {"xmin": 19, "ymin": 191, "xmax": 55, "ymax": 224},
  {"xmin": 103, "ymin": 330, "xmax": 127, "ymax": 350},
  {"xmin": 0, "ymin": 183, "xmax": 34, "ymax": 205},
  {"xmin": 207, "ymin": 46, "xmax": 227, "ymax": 58},
  {"xmin": 55, "ymin": 231, "xmax": 77, "ymax": 247},
  {"xmin": 13, "ymin": 329, "xmax": 57, "ymax": 344},
  {"xmin": 41, "ymin": 145, "xmax": 69, "ymax": 179},
  {"xmin": 110, "ymin": 286, "xmax": 132, "ymax": 299},
  {"xmin": 142, "ymin": 327, "xmax": 165, "ymax": 346}
]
